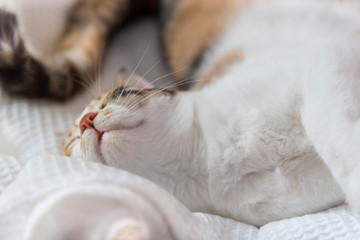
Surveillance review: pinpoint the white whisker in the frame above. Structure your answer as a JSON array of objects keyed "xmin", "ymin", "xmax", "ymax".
[
  {"xmin": 142, "ymin": 58, "xmax": 162, "ymax": 79},
  {"xmin": 125, "ymin": 73, "xmax": 199, "ymax": 113},
  {"xmin": 121, "ymin": 38, "xmax": 152, "ymax": 105},
  {"xmin": 123, "ymin": 66, "xmax": 192, "ymax": 107}
]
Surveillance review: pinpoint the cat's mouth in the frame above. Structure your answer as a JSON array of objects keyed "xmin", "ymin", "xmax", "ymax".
[
  {"xmin": 85, "ymin": 120, "xmax": 145, "ymax": 145},
  {"xmin": 80, "ymin": 120, "xmax": 145, "ymax": 164},
  {"xmin": 80, "ymin": 112, "xmax": 145, "ymax": 142}
]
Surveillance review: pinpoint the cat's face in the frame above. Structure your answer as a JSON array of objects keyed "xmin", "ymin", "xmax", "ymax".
[
  {"xmin": 64, "ymin": 74, "xmax": 179, "ymax": 175},
  {"xmin": 64, "ymin": 74, "xmax": 211, "ymax": 212}
]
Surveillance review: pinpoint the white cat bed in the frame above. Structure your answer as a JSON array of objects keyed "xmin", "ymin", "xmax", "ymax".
[{"xmin": 0, "ymin": 19, "xmax": 359, "ymax": 240}]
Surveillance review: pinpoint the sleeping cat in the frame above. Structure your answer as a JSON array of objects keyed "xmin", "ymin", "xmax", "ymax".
[{"xmin": 3, "ymin": 0, "xmax": 360, "ymax": 227}]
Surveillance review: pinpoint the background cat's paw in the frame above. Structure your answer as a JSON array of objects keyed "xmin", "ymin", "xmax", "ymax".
[{"xmin": 0, "ymin": 10, "xmax": 79, "ymax": 100}]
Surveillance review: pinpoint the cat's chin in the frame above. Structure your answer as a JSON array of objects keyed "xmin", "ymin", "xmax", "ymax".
[
  {"xmin": 80, "ymin": 129, "xmax": 106, "ymax": 164},
  {"xmin": 81, "ymin": 120, "xmax": 145, "ymax": 164}
]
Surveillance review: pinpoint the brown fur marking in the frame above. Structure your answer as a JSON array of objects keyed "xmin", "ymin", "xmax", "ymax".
[
  {"xmin": 102, "ymin": 108, "xmax": 113, "ymax": 115},
  {"xmin": 63, "ymin": 136, "xmax": 80, "ymax": 156},
  {"xmin": 56, "ymin": 0, "xmax": 128, "ymax": 66},
  {"xmin": 195, "ymin": 50, "xmax": 244, "ymax": 89},
  {"xmin": 87, "ymin": 100, "xmax": 100, "ymax": 111},
  {"xmin": 87, "ymin": 92, "xmax": 110, "ymax": 110},
  {"xmin": 164, "ymin": 0, "xmax": 240, "ymax": 80}
]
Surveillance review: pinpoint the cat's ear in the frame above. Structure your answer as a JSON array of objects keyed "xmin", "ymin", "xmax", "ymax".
[{"xmin": 115, "ymin": 69, "xmax": 154, "ymax": 89}]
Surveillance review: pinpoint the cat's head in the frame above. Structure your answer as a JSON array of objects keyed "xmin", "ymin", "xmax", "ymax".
[
  {"xmin": 64, "ymin": 72, "xmax": 188, "ymax": 175},
  {"xmin": 64, "ymin": 72, "xmax": 212, "ymax": 212}
]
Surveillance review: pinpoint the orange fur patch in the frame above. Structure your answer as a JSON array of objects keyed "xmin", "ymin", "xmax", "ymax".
[
  {"xmin": 195, "ymin": 50, "xmax": 244, "ymax": 89},
  {"xmin": 87, "ymin": 92, "xmax": 110, "ymax": 110},
  {"xmin": 113, "ymin": 225, "xmax": 144, "ymax": 240},
  {"xmin": 55, "ymin": 0, "xmax": 128, "ymax": 69},
  {"xmin": 165, "ymin": 0, "xmax": 243, "ymax": 81},
  {"xmin": 87, "ymin": 99, "xmax": 100, "ymax": 111},
  {"xmin": 63, "ymin": 136, "xmax": 80, "ymax": 156},
  {"xmin": 102, "ymin": 108, "xmax": 112, "ymax": 115}
]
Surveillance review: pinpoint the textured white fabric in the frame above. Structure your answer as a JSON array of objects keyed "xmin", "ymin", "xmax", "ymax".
[
  {"xmin": 0, "ymin": 154, "xmax": 24, "ymax": 192},
  {"xmin": 0, "ymin": 19, "xmax": 359, "ymax": 240},
  {"xmin": 259, "ymin": 206, "xmax": 360, "ymax": 240},
  {"xmin": 0, "ymin": 156, "xmax": 245, "ymax": 240}
]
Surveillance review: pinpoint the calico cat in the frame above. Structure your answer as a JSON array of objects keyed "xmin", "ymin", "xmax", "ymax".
[
  {"xmin": 3, "ymin": 0, "xmax": 360, "ymax": 227},
  {"xmin": 0, "ymin": 0, "xmax": 238, "ymax": 99},
  {"xmin": 0, "ymin": 0, "xmax": 159, "ymax": 99}
]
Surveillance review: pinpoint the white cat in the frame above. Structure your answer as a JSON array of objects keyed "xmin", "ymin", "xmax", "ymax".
[{"xmin": 59, "ymin": 0, "xmax": 360, "ymax": 226}]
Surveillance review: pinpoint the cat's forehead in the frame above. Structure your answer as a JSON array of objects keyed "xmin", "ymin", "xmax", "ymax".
[
  {"xmin": 86, "ymin": 86, "xmax": 177, "ymax": 111},
  {"xmin": 109, "ymin": 86, "xmax": 176, "ymax": 100},
  {"xmin": 86, "ymin": 90, "xmax": 112, "ymax": 111},
  {"xmin": 105, "ymin": 86, "xmax": 177, "ymax": 107}
]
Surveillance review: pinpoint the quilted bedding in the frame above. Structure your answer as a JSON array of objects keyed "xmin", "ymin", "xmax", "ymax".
[{"xmin": 0, "ymin": 19, "xmax": 359, "ymax": 240}]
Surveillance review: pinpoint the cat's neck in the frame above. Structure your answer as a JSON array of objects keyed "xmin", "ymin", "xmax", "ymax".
[
  {"xmin": 136, "ymin": 93, "xmax": 214, "ymax": 213},
  {"xmin": 137, "ymin": 87, "xmax": 245, "ymax": 213},
  {"xmin": 164, "ymin": 87, "xmax": 251, "ymax": 212}
]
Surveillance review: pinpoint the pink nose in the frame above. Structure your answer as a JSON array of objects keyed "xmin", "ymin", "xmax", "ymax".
[{"xmin": 80, "ymin": 112, "xmax": 98, "ymax": 134}]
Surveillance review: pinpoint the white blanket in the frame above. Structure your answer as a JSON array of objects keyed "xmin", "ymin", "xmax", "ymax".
[{"xmin": 1, "ymin": 20, "xmax": 359, "ymax": 240}]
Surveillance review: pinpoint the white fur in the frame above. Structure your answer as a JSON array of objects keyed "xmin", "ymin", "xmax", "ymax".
[{"xmin": 74, "ymin": 0, "xmax": 360, "ymax": 226}]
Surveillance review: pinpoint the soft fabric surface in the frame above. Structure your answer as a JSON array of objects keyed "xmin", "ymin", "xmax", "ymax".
[{"xmin": 0, "ymin": 19, "xmax": 359, "ymax": 240}]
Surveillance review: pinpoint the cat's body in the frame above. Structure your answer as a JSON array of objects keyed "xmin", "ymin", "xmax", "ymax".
[{"xmin": 2, "ymin": 0, "xmax": 360, "ymax": 227}]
